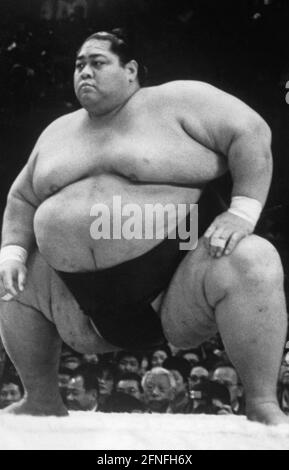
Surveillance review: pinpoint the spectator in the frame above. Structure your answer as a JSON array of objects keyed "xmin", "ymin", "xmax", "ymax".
[
  {"xmin": 142, "ymin": 367, "xmax": 176, "ymax": 413},
  {"xmin": 115, "ymin": 372, "xmax": 143, "ymax": 401},
  {"xmin": 163, "ymin": 356, "xmax": 191, "ymax": 413},
  {"xmin": 66, "ymin": 364, "xmax": 99, "ymax": 411},
  {"xmin": 60, "ymin": 346, "xmax": 83, "ymax": 371},
  {"xmin": 190, "ymin": 380, "xmax": 233, "ymax": 415},
  {"xmin": 188, "ymin": 366, "xmax": 209, "ymax": 391},
  {"xmin": 58, "ymin": 366, "xmax": 73, "ymax": 403},
  {"xmin": 115, "ymin": 351, "xmax": 142, "ymax": 375},
  {"xmin": 278, "ymin": 362, "xmax": 289, "ymax": 413},
  {"xmin": 101, "ymin": 391, "xmax": 146, "ymax": 413},
  {"xmin": 83, "ymin": 353, "xmax": 99, "ymax": 365},
  {"xmin": 0, "ymin": 375, "xmax": 24, "ymax": 409},
  {"xmin": 178, "ymin": 350, "xmax": 201, "ymax": 368},
  {"xmin": 212, "ymin": 366, "xmax": 244, "ymax": 415},
  {"xmin": 150, "ymin": 345, "xmax": 171, "ymax": 368},
  {"xmin": 95, "ymin": 360, "xmax": 116, "ymax": 410},
  {"xmin": 0, "ymin": 339, "xmax": 6, "ymax": 383}
]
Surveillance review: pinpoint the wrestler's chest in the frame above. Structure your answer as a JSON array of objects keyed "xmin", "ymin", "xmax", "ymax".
[{"xmin": 33, "ymin": 124, "xmax": 211, "ymax": 198}]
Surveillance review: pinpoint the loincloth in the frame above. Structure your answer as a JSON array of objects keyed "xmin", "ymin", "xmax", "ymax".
[{"xmin": 57, "ymin": 188, "xmax": 224, "ymax": 350}]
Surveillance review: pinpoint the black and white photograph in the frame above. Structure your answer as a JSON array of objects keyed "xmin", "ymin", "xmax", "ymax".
[{"xmin": 0, "ymin": 0, "xmax": 289, "ymax": 451}]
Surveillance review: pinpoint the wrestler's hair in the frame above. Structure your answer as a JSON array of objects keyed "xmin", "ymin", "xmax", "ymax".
[
  {"xmin": 72, "ymin": 364, "xmax": 99, "ymax": 393},
  {"xmin": 141, "ymin": 367, "xmax": 177, "ymax": 391},
  {"xmin": 77, "ymin": 28, "xmax": 148, "ymax": 86}
]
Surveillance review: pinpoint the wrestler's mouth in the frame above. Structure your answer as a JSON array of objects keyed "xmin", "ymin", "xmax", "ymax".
[{"xmin": 79, "ymin": 82, "xmax": 96, "ymax": 91}]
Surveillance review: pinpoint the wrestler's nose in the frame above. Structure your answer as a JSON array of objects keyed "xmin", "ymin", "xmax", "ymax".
[{"xmin": 80, "ymin": 64, "xmax": 94, "ymax": 79}]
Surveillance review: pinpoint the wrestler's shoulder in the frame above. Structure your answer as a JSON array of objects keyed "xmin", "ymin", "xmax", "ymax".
[
  {"xmin": 37, "ymin": 109, "xmax": 83, "ymax": 141},
  {"xmin": 150, "ymin": 80, "xmax": 220, "ymax": 100}
]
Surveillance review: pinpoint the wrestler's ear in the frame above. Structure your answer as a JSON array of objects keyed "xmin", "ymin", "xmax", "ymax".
[{"xmin": 125, "ymin": 60, "xmax": 138, "ymax": 83}]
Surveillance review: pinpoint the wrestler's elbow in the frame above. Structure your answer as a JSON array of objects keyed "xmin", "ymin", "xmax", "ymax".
[{"xmin": 239, "ymin": 115, "xmax": 272, "ymax": 147}]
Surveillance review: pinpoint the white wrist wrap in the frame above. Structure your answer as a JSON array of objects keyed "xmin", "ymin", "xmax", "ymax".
[
  {"xmin": 0, "ymin": 245, "xmax": 28, "ymax": 265},
  {"xmin": 228, "ymin": 196, "xmax": 262, "ymax": 227}
]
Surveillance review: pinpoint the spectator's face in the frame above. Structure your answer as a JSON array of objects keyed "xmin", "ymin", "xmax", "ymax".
[
  {"xmin": 212, "ymin": 399, "xmax": 233, "ymax": 415},
  {"xmin": 118, "ymin": 356, "xmax": 139, "ymax": 374},
  {"xmin": 279, "ymin": 364, "xmax": 289, "ymax": 385},
  {"xmin": 212, "ymin": 367, "xmax": 239, "ymax": 404},
  {"xmin": 182, "ymin": 352, "xmax": 200, "ymax": 368},
  {"xmin": 60, "ymin": 355, "xmax": 82, "ymax": 370},
  {"xmin": 143, "ymin": 373, "xmax": 175, "ymax": 412},
  {"xmin": 97, "ymin": 370, "xmax": 114, "ymax": 397},
  {"xmin": 74, "ymin": 39, "xmax": 133, "ymax": 113},
  {"xmin": 66, "ymin": 376, "xmax": 98, "ymax": 411},
  {"xmin": 170, "ymin": 370, "xmax": 187, "ymax": 395},
  {"xmin": 0, "ymin": 383, "xmax": 22, "ymax": 408},
  {"xmin": 151, "ymin": 350, "xmax": 168, "ymax": 368},
  {"xmin": 116, "ymin": 379, "xmax": 142, "ymax": 401},
  {"xmin": 83, "ymin": 354, "xmax": 99, "ymax": 365},
  {"xmin": 189, "ymin": 367, "xmax": 209, "ymax": 390},
  {"xmin": 58, "ymin": 373, "xmax": 71, "ymax": 401}
]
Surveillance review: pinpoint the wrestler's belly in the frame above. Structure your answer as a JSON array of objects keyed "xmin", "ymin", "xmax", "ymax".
[{"xmin": 33, "ymin": 174, "xmax": 201, "ymax": 271}]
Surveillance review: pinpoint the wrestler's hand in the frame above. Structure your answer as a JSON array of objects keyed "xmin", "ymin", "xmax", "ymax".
[
  {"xmin": 0, "ymin": 260, "xmax": 27, "ymax": 300},
  {"xmin": 204, "ymin": 211, "xmax": 254, "ymax": 258}
]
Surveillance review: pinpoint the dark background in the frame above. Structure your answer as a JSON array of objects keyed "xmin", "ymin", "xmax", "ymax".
[{"xmin": 0, "ymin": 0, "xmax": 289, "ymax": 294}]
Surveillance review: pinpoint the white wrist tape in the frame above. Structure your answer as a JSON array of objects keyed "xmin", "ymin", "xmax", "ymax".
[
  {"xmin": 228, "ymin": 196, "xmax": 262, "ymax": 227},
  {"xmin": 0, "ymin": 245, "xmax": 28, "ymax": 265}
]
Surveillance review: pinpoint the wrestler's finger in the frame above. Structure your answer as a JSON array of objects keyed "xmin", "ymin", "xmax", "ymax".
[
  {"xmin": 224, "ymin": 232, "xmax": 243, "ymax": 255},
  {"xmin": 2, "ymin": 272, "xmax": 18, "ymax": 297},
  {"xmin": 204, "ymin": 225, "xmax": 216, "ymax": 249},
  {"xmin": 210, "ymin": 228, "xmax": 226, "ymax": 258},
  {"xmin": 18, "ymin": 269, "xmax": 26, "ymax": 292},
  {"xmin": 214, "ymin": 230, "xmax": 232, "ymax": 258}
]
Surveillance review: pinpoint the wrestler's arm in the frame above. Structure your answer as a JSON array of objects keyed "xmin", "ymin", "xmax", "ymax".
[
  {"xmin": 2, "ymin": 159, "xmax": 39, "ymax": 250},
  {"xmin": 0, "ymin": 147, "xmax": 40, "ymax": 296},
  {"xmin": 166, "ymin": 81, "xmax": 272, "ymax": 256}
]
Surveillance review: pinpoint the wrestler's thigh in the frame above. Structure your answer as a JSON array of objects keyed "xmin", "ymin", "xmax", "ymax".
[
  {"xmin": 16, "ymin": 250, "xmax": 120, "ymax": 354},
  {"xmin": 160, "ymin": 237, "xmax": 217, "ymax": 349}
]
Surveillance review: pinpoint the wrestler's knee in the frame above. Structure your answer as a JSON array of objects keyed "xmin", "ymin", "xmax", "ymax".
[
  {"xmin": 229, "ymin": 235, "xmax": 283, "ymax": 282},
  {"xmin": 205, "ymin": 235, "xmax": 284, "ymax": 305}
]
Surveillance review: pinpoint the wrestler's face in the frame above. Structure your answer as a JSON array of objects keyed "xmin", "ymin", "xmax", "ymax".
[
  {"xmin": 0, "ymin": 383, "xmax": 22, "ymax": 408},
  {"xmin": 66, "ymin": 376, "xmax": 98, "ymax": 411},
  {"xmin": 74, "ymin": 39, "xmax": 137, "ymax": 114},
  {"xmin": 116, "ymin": 379, "xmax": 142, "ymax": 401},
  {"xmin": 143, "ymin": 373, "xmax": 175, "ymax": 412}
]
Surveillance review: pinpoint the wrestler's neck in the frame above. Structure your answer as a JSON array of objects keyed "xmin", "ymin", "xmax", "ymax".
[{"xmin": 86, "ymin": 84, "xmax": 141, "ymax": 122}]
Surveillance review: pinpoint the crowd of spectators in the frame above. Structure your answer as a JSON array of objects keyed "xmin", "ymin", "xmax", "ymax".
[{"xmin": 1, "ymin": 335, "xmax": 289, "ymax": 415}]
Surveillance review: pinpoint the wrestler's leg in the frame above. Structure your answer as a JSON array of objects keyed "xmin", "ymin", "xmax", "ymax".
[
  {"xmin": 0, "ymin": 301, "xmax": 67, "ymax": 416},
  {"xmin": 161, "ymin": 235, "xmax": 288, "ymax": 425},
  {"xmin": 0, "ymin": 250, "xmax": 119, "ymax": 416}
]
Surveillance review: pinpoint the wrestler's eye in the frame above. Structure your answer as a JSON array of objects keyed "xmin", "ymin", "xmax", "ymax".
[
  {"xmin": 75, "ymin": 62, "xmax": 84, "ymax": 71},
  {"xmin": 92, "ymin": 60, "xmax": 105, "ymax": 68}
]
